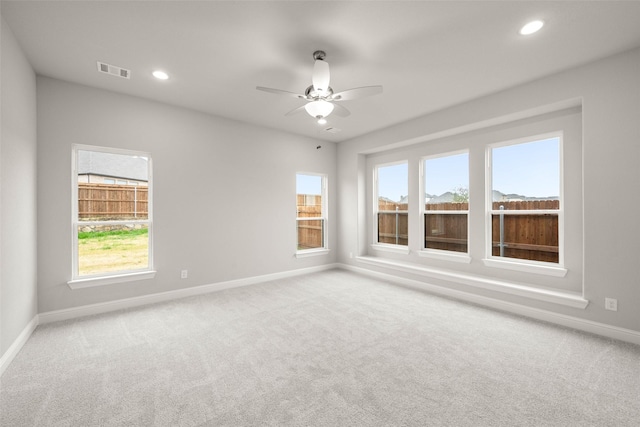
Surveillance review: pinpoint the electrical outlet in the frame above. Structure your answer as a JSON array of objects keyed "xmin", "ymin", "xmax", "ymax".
[
  {"xmin": 605, "ymin": 298, "xmax": 617, "ymax": 311},
  {"xmin": 181, "ymin": 270, "xmax": 188, "ymax": 279}
]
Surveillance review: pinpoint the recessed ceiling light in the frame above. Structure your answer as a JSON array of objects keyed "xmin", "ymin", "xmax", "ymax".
[
  {"xmin": 520, "ymin": 20, "xmax": 544, "ymax": 35},
  {"xmin": 152, "ymin": 70, "xmax": 169, "ymax": 80}
]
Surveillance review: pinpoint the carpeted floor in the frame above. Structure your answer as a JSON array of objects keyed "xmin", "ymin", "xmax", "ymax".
[{"xmin": 1, "ymin": 269, "xmax": 639, "ymax": 426}]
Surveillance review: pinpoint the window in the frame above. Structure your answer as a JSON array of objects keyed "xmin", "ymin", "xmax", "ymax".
[
  {"xmin": 71, "ymin": 145, "xmax": 153, "ymax": 285},
  {"xmin": 363, "ymin": 107, "xmax": 580, "ymax": 293},
  {"xmin": 375, "ymin": 162, "xmax": 408, "ymax": 246},
  {"xmin": 296, "ymin": 173, "xmax": 327, "ymax": 254},
  {"xmin": 488, "ymin": 134, "xmax": 561, "ymax": 264},
  {"xmin": 422, "ymin": 151, "xmax": 469, "ymax": 254}
]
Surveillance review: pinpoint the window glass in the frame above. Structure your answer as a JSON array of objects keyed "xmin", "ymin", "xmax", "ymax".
[
  {"xmin": 296, "ymin": 173, "xmax": 326, "ymax": 251},
  {"xmin": 490, "ymin": 136, "xmax": 560, "ymax": 263},
  {"xmin": 74, "ymin": 147, "xmax": 152, "ymax": 277},
  {"xmin": 376, "ymin": 162, "xmax": 408, "ymax": 246},
  {"xmin": 424, "ymin": 152, "xmax": 469, "ymax": 253}
]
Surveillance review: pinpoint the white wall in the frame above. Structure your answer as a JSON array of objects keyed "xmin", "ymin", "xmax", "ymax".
[
  {"xmin": 37, "ymin": 77, "xmax": 336, "ymax": 313},
  {"xmin": 0, "ymin": 16, "xmax": 38, "ymax": 357},
  {"xmin": 337, "ymin": 47, "xmax": 640, "ymax": 332}
]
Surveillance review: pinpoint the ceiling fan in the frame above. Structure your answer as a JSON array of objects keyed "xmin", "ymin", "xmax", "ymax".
[{"xmin": 257, "ymin": 50, "xmax": 383, "ymax": 124}]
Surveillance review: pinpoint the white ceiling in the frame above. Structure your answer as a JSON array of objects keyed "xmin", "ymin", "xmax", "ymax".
[{"xmin": 3, "ymin": 1, "xmax": 640, "ymax": 142}]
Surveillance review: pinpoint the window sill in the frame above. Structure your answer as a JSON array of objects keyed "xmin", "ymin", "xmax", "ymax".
[
  {"xmin": 295, "ymin": 248, "xmax": 330, "ymax": 258},
  {"xmin": 371, "ymin": 244, "xmax": 410, "ymax": 255},
  {"xmin": 68, "ymin": 270, "xmax": 156, "ymax": 289},
  {"xmin": 418, "ymin": 250, "xmax": 471, "ymax": 264},
  {"xmin": 482, "ymin": 258, "xmax": 567, "ymax": 277},
  {"xmin": 355, "ymin": 256, "xmax": 587, "ymax": 309}
]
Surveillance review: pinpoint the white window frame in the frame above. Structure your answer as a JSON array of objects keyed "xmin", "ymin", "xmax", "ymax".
[
  {"xmin": 419, "ymin": 150, "xmax": 471, "ymax": 263},
  {"xmin": 295, "ymin": 172, "xmax": 329, "ymax": 258},
  {"xmin": 484, "ymin": 132, "xmax": 566, "ymax": 277},
  {"xmin": 372, "ymin": 160, "xmax": 410, "ymax": 254},
  {"xmin": 68, "ymin": 144, "xmax": 155, "ymax": 288}
]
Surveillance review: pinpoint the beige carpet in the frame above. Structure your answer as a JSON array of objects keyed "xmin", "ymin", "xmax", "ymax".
[{"xmin": 1, "ymin": 269, "xmax": 639, "ymax": 426}]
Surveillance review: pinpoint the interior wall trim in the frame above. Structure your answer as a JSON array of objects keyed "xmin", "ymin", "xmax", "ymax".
[
  {"xmin": 0, "ymin": 315, "xmax": 38, "ymax": 377},
  {"xmin": 340, "ymin": 263, "xmax": 640, "ymax": 346},
  {"xmin": 39, "ymin": 264, "xmax": 339, "ymax": 325}
]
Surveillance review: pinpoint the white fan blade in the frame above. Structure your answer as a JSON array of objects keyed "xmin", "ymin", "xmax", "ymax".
[
  {"xmin": 256, "ymin": 86, "xmax": 306, "ymax": 99},
  {"xmin": 331, "ymin": 85, "xmax": 383, "ymax": 101},
  {"xmin": 312, "ymin": 60, "xmax": 330, "ymax": 92},
  {"xmin": 285, "ymin": 105, "xmax": 307, "ymax": 116},
  {"xmin": 331, "ymin": 103, "xmax": 351, "ymax": 117}
]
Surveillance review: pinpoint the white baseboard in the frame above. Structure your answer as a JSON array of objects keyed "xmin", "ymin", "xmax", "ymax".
[
  {"xmin": 0, "ymin": 315, "xmax": 38, "ymax": 377},
  {"xmin": 340, "ymin": 263, "xmax": 640, "ymax": 346},
  {"xmin": 39, "ymin": 264, "xmax": 339, "ymax": 324}
]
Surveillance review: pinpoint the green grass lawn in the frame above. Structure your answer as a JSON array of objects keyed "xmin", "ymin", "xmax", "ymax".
[{"xmin": 78, "ymin": 228, "xmax": 149, "ymax": 276}]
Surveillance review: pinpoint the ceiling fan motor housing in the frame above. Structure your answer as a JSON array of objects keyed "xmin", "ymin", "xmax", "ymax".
[
  {"xmin": 313, "ymin": 50, "xmax": 326, "ymax": 61},
  {"xmin": 305, "ymin": 85, "xmax": 333, "ymax": 100}
]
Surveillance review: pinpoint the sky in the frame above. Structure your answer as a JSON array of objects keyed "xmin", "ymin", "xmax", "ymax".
[
  {"xmin": 492, "ymin": 137, "xmax": 559, "ymax": 197},
  {"xmin": 296, "ymin": 173, "xmax": 322, "ymax": 195},
  {"xmin": 376, "ymin": 137, "xmax": 559, "ymax": 202},
  {"xmin": 377, "ymin": 163, "xmax": 408, "ymax": 201},
  {"xmin": 424, "ymin": 152, "xmax": 469, "ymax": 197}
]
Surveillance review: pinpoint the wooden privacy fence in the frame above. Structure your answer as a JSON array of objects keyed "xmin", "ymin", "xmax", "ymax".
[
  {"xmin": 379, "ymin": 199, "xmax": 559, "ymax": 263},
  {"xmin": 297, "ymin": 194, "xmax": 323, "ymax": 249},
  {"xmin": 78, "ymin": 183, "xmax": 148, "ymax": 220},
  {"xmin": 424, "ymin": 202, "xmax": 468, "ymax": 253},
  {"xmin": 491, "ymin": 200, "xmax": 559, "ymax": 263},
  {"xmin": 378, "ymin": 203, "xmax": 408, "ymax": 245}
]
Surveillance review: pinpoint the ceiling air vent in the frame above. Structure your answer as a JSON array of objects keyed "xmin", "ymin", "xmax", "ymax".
[
  {"xmin": 97, "ymin": 61, "xmax": 131, "ymax": 79},
  {"xmin": 324, "ymin": 127, "xmax": 341, "ymax": 134}
]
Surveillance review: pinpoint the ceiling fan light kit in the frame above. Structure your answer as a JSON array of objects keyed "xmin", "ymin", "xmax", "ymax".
[
  {"xmin": 257, "ymin": 50, "xmax": 382, "ymax": 124},
  {"xmin": 305, "ymin": 100, "xmax": 334, "ymax": 121}
]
